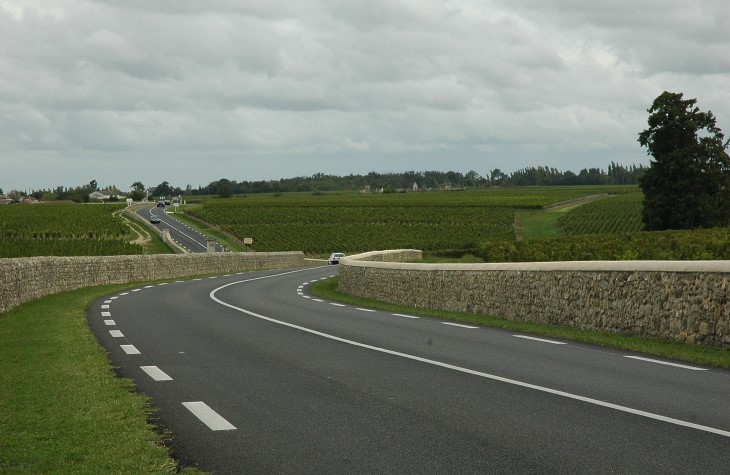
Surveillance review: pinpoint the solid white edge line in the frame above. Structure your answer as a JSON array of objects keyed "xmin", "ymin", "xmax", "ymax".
[
  {"xmin": 141, "ymin": 365, "xmax": 174, "ymax": 381},
  {"xmin": 208, "ymin": 273, "xmax": 730, "ymax": 439},
  {"xmin": 513, "ymin": 335, "xmax": 567, "ymax": 345},
  {"xmin": 182, "ymin": 402, "xmax": 237, "ymax": 431},
  {"xmin": 624, "ymin": 356, "xmax": 708, "ymax": 371}
]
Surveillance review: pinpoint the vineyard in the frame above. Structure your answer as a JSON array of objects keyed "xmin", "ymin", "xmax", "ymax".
[
  {"xmin": 185, "ymin": 187, "xmax": 635, "ymax": 254},
  {"xmin": 0, "ymin": 203, "xmax": 142, "ymax": 258},
  {"xmin": 5, "ymin": 185, "xmax": 730, "ymax": 261},
  {"xmin": 559, "ymin": 192, "xmax": 644, "ymax": 235},
  {"xmin": 188, "ymin": 203, "xmax": 514, "ymax": 254}
]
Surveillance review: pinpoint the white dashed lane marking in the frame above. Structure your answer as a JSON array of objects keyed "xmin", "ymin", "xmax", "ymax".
[
  {"xmin": 624, "ymin": 356, "xmax": 708, "ymax": 371},
  {"xmin": 121, "ymin": 345, "xmax": 141, "ymax": 355},
  {"xmin": 513, "ymin": 335, "xmax": 566, "ymax": 345},
  {"xmin": 183, "ymin": 402, "xmax": 237, "ymax": 431},
  {"xmin": 442, "ymin": 322, "xmax": 479, "ymax": 329},
  {"xmin": 104, "ymin": 320, "xmax": 116, "ymax": 326},
  {"xmin": 141, "ymin": 366, "xmax": 174, "ymax": 381},
  {"xmin": 392, "ymin": 313, "xmax": 420, "ymax": 319},
  {"xmin": 109, "ymin": 330, "xmax": 124, "ymax": 338}
]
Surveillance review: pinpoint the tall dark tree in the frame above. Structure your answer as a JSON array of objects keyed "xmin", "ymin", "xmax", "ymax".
[
  {"xmin": 152, "ymin": 181, "xmax": 173, "ymax": 198},
  {"xmin": 638, "ymin": 91, "xmax": 730, "ymax": 230},
  {"xmin": 130, "ymin": 181, "xmax": 146, "ymax": 201}
]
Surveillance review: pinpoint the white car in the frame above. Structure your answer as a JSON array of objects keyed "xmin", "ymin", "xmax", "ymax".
[{"xmin": 328, "ymin": 253, "xmax": 345, "ymax": 265}]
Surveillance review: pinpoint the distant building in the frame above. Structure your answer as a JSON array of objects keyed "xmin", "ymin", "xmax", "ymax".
[{"xmin": 90, "ymin": 189, "xmax": 127, "ymax": 201}]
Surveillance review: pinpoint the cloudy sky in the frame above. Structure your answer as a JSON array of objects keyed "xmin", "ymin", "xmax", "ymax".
[{"xmin": 1, "ymin": 0, "xmax": 729, "ymax": 192}]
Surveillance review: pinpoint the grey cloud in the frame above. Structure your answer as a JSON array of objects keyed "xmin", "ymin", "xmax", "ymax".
[{"xmin": 1, "ymin": 0, "xmax": 728, "ymax": 192}]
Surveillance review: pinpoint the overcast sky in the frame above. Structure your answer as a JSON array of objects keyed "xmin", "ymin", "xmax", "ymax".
[{"xmin": 2, "ymin": 0, "xmax": 729, "ymax": 192}]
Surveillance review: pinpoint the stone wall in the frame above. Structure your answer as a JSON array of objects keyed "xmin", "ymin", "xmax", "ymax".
[
  {"xmin": 0, "ymin": 252, "xmax": 307, "ymax": 313},
  {"xmin": 338, "ymin": 251, "xmax": 730, "ymax": 348}
]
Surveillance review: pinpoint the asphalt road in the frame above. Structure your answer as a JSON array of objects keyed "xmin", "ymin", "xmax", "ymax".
[
  {"xmin": 137, "ymin": 204, "xmax": 223, "ymax": 252},
  {"xmin": 88, "ymin": 266, "xmax": 730, "ymax": 474}
]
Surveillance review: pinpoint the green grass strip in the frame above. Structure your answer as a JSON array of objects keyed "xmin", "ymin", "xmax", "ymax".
[
  {"xmin": 0, "ymin": 284, "xmax": 204, "ymax": 474},
  {"xmin": 311, "ymin": 277, "xmax": 730, "ymax": 369}
]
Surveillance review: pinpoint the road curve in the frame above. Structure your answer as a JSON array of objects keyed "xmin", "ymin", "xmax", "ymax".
[
  {"xmin": 88, "ymin": 266, "xmax": 730, "ymax": 473},
  {"xmin": 136, "ymin": 205, "xmax": 223, "ymax": 252}
]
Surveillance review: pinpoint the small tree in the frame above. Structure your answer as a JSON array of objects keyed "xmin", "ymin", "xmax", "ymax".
[{"xmin": 638, "ymin": 91, "xmax": 730, "ymax": 230}]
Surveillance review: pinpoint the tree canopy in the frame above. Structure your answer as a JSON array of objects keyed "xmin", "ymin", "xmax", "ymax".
[{"xmin": 638, "ymin": 91, "xmax": 730, "ymax": 230}]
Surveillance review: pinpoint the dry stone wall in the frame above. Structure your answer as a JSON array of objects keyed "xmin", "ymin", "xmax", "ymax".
[
  {"xmin": 338, "ymin": 251, "xmax": 730, "ymax": 348},
  {"xmin": 0, "ymin": 252, "xmax": 306, "ymax": 313}
]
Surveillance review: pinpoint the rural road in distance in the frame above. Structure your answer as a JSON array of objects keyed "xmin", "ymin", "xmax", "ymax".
[
  {"xmin": 89, "ymin": 266, "xmax": 730, "ymax": 473},
  {"xmin": 136, "ymin": 204, "xmax": 224, "ymax": 252}
]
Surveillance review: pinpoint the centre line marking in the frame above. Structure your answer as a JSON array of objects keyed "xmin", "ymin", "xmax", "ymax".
[
  {"xmin": 183, "ymin": 402, "xmax": 236, "ymax": 431},
  {"xmin": 141, "ymin": 366, "xmax": 173, "ymax": 381},
  {"xmin": 209, "ymin": 271, "xmax": 730, "ymax": 439},
  {"xmin": 513, "ymin": 335, "xmax": 567, "ymax": 345},
  {"xmin": 624, "ymin": 356, "xmax": 708, "ymax": 371}
]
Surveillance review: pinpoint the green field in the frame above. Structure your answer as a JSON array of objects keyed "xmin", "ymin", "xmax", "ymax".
[
  {"xmin": 3, "ymin": 187, "xmax": 728, "ymax": 262},
  {"xmin": 558, "ymin": 192, "xmax": 644, "ymax": 235},
  {"xmin": 185, "ymin": 186, "xmax": 636, "ymax": 255},
  {"xmin": 0, "ymin": 203, "xmax": 144, "ymax": 257}
]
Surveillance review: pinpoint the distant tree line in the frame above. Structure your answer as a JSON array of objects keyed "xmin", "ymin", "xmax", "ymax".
[
  {"xmin": 191, "ymin": 163, "xmax": 646, "ymax": 197},
  {"xmin": 14, "ymin": 163, "xmax": 645, "ymax": 203}
]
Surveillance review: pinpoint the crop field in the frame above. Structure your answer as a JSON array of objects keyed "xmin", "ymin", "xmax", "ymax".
[
  {"xmin": 0, "ymin": 203, "xmax": 142, "ymax": 258},
  {"xmin": 559, "ymin": 192, "xmax": 644, "ymax": 235},
  {"xmin": 186, "ymin": 186, "xmax": 636, "ymax": 254}
]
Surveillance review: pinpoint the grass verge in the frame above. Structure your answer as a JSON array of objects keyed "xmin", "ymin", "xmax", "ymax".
[
  {"xmin": 0, "ymin": 285, "xmax": 203, "ymax": 474},
  {"xmin": 311, "ymin": 277, "xmax": 730, "ymax": 369}
]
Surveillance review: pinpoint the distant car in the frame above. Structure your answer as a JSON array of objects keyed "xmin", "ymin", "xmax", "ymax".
[
  {"xmin": 156, "ymin": 202, "xmax": 165, "ymax": 207},
  {"xmin": 328, "ymin": 252, "xmax": 345, "ymax": 265},
  {"xmin": 150, "ymin": 216, "xmax": 161, "ymax": 224}
]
